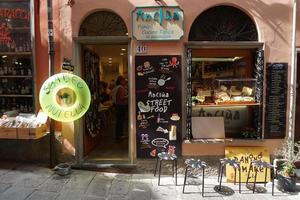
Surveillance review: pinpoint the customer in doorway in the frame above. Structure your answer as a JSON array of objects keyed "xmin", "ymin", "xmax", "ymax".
[
  {"xmin": 112, "ymin": 75, "xmax": 128, "ymax": 141},
  {"xmin": 99, "ymin": 81, "xmax": 110, "ymax": 105}
]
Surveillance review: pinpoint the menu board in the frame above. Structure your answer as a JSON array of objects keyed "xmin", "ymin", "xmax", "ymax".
[
  {"xmin": 265, "ymin": 63, "xmax": 287, "ymax": 138},
  {"xmin": 135, "ymin": 55, "xmax": 181, "ymax": 158}
]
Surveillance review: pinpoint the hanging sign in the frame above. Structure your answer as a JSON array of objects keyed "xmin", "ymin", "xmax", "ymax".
[
  {"xmin": 132, "ymin": 6, "xmax": 184, "ymax": 41},
  {"xmin": 39, "ymin": 73, "xmax": 91, "ymax": 122},
  {"xmin": 225, "ymin": 146, "xmax": 270, "ymax": 183}
]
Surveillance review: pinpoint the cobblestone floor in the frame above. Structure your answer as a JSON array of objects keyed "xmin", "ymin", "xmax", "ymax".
[{"xmin": 0, "ymin": 161, "xmax": 299, "ymax": 200}]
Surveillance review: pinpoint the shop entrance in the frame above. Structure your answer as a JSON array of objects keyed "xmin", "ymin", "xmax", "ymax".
[
  {"xmin": 73, "ymin": 10, "xmax": 132, "ymax": 164},
  {"xmin": 82, "ymin": 44, "xmax": 129, "ymax": 162}
]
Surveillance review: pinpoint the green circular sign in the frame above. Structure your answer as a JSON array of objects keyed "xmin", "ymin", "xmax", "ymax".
[{"xmin": 39, "ymin": 73, "xmax": 91, "ymax": 122}]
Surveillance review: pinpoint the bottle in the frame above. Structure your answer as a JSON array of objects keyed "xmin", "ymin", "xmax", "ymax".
[
  {"xmin": 157, "ymin": 113, "xmax": 160, "ymax": 123},
  {"xmin": 169, "ymin": 125, "xmax": 177, "ymax": 141},
  {"xmin": 137, "ymin": 112, "xmax": 142, "ymax": 120}
]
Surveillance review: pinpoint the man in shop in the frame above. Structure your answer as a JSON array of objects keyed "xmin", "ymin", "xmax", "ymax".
[{"xmin": 112, "ymin": 75, "xmax": 128, "ymax": 141}]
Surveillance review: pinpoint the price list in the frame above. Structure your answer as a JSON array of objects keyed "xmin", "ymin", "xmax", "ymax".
[{"xmin": 265, "ymin": 63, "xmax": 287, "ymax": 138}]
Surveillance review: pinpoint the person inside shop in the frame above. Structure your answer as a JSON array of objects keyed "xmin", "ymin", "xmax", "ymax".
[
  {"xmin": 112, "ymin": 75, "xmax": 128, "ymax": 141},
  {"xmin": 108, "ymin": 79, "xmax": 116, "ymax": 97},
  {"xmin": 99, "ymin": 81, "xmax": 111, "ymax": 106}
]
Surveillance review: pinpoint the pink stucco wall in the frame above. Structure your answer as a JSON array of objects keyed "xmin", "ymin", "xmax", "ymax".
[
  {"xmin": 57, "ymin": 0, "xmax": 293, "ymax": 62},
  {"xmin": 49, "ymin": 0, "xmax": 293, "ymax": 156}
]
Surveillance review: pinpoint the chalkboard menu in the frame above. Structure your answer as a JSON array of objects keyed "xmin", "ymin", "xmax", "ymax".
[
  {"xmin": 135, "ymin": 55, "xmax": 181, "ymax": 158},
  {"xmin": 265, "ymin": 63, "xmax": 287, "ymax": 138}
]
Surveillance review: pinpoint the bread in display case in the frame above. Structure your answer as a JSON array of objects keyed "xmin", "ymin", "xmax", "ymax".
[
  {"xmin": 192, "ymin": 78, "xmax": 257, "ymax": 106},
  {"xmin": 213, "ymin": 78, "xmax": 256, "ymax": 105}
]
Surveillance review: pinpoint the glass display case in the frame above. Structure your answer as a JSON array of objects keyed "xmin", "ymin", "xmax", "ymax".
[{"xmin": 192, "ymin": 78, "xmax": 257, "ymax": 106}]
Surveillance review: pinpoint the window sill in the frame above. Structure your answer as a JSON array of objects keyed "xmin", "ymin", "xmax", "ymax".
[{"xmin": 183, "ymin": 138, "xmax": 266, "ymax": 144}]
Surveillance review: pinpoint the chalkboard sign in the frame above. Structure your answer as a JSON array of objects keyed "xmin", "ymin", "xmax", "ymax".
[
  {"xmin": 135, "ymin": 55, "xmax": 181, "ymax": 158},
  {"xmin": 265, "ymin": 63, "xmax": 287, "ymax": 138}
]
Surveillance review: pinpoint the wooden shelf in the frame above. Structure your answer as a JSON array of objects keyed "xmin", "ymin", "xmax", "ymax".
[
  {"xmin": 193, "ymin": 103, "xmax": 260, "ymax": 107},
  {"xmin": 0, "ymin": 52, "xmax": 32, "ymax": 55},
  {"xmin": 11, "ymin": 27, "xmax": 30, "ymax": 30},
  {"xmin": 0, "ymin": 75, "xmax": 32, "ymax": 78},
  {"xmin": 0, "ymin": 94, "xmax": 32, "ymax": 97}
]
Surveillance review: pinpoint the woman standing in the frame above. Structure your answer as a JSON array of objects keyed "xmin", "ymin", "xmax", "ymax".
[{"xmin": 112, "ymin": 75, "xmax": 128, "ymax": 140}]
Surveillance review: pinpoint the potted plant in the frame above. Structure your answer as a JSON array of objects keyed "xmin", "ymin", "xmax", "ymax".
[
  {"xmin": 240, "ymin": 127, "xmax": 259, "ymax": 139},
  {"xmin": 274, "ymin": 138, "xmax": 300, "ymax": 192}
]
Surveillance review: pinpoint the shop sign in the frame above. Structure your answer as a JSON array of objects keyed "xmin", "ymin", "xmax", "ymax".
[
  {"xmin": 132, "ymin": 7, "xmax": 184, "ymax": 41},
  {"xmin": 225, "ymin": 147, "xmax": 270, "ymax": 182},
  {"xmin": 192, "ymin": 106, "xmax": 248, "ymax": 129}
]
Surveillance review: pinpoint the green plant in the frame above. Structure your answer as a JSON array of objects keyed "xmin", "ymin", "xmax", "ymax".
[
  {"xmin": 281, "ymin": 161, "xmax": 296, "ymax": 177},
  {"xmin": 275, "ymin": 138, "xmax": 300, "ymax": 177},
  {"xmin": 240, "ymin": 127, "xmax": 258, "ymax": 139}
]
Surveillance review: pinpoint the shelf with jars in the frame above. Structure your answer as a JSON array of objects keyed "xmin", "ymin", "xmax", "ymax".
[{"xmin": 0, "ymin": 0, "xmax": 34, "ymax": 115}]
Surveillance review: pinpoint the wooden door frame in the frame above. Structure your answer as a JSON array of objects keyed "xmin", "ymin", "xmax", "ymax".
[{"xmin": 72, "ymin": 36, "xmax": 134, "ymax": 166}]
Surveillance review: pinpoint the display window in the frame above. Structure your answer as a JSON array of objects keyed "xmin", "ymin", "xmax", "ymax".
[{"xmin": 188, "ymin": 49, "xmax": 262, "ymax": 139}]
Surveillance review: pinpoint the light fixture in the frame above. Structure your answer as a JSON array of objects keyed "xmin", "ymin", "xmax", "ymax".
[
  {"xmin": 108, "ymin": 58, "xmax": 112, "ymax": 60},
  {"xmin": 120, "ymin": 53, "xmax": 124, "ymax": 56},
  {"xmin": 125, "ymin": 32, "xmax": 128, "ymax": 36},
  {"xmin": 121, "ymin": 48, "xmax": 126, "ymax": 51},
  {"xmin": 2, "ymin": 55, "xmax": 7, "ymax": 58},
  {"xmin": 109, "ymin": 61, "xmax": 112, "ymax": 64}
]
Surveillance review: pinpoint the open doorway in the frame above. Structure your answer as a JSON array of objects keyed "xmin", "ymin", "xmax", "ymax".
[{"xmin": 82, "ymin": 44, "xmax": 129, "ymax": 162}]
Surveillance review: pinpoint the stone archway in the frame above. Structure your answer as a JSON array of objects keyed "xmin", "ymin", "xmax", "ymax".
[{"xmin": 79, "ymin": 11, "xmax": 128, "ymax": 36}]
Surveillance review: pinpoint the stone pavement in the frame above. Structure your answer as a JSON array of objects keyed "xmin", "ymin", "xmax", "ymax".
[{"xmin": 0, "ymin": 161, "xmax": 299, "ymax": 200}]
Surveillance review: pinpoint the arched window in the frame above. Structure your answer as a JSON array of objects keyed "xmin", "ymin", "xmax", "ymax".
[
  {"xmin": 79, "ymin": 11, "xmax": 128, "ymax": 36},
  {"xmin": 189, "ymin": 6, "xmax": 258, "ymax": 41}
]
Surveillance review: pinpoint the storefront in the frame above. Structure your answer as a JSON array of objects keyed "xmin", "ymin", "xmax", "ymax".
[{"xmin": 0, "ymin": 0, "xmax": 298, "ymax": 164}]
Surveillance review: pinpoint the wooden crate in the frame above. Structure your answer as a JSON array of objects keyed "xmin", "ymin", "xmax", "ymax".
[
  {"xmin": 16, "ymin": 124, "xmax": 48, "ymax": 139},
  {"xmin": 0, "ymin": 127, "xmax": 17, "ymax": 139},
  {"xmin": 29, "ymin": 124, "xmax": 48, "ymax": 139},
  {"xmin": 17, "ymin": 128, "xmax": 30, "ymax": 139}
]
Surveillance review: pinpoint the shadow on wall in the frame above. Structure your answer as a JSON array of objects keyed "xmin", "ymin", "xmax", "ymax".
[
  {"xmin": 243, "ymin": 0, "xmax": 291, "ymax": 45},
  {"xmin": 176, "ymin": 0, "xmax": 291, "ymax": 45},
  {"xmin": 0, "ymin": 135, "xmax": 72, "ymax": 163}
]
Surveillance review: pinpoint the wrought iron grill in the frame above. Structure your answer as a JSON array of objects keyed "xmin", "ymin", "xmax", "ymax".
[
  {"xmin": 189, "ymin": 6, "xmax": 258, "ymax": 41},
  {"xmin": 79, "ymin": 11, "xmax": 128, "ymax": 36}
]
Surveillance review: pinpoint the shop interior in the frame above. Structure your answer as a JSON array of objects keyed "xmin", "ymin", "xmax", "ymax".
[
  {"xmin": 190, "ymin": 49, "xmax": 259, "ymax": 139},
  {"xmin": 82, "ymin": 44, "xmax": 129, "ymax": 162}
]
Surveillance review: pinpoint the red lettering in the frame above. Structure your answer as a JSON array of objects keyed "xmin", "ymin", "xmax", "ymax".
[{"xmin": 0, "ymin": 8, "xmax": 29, "ymax": 20}]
